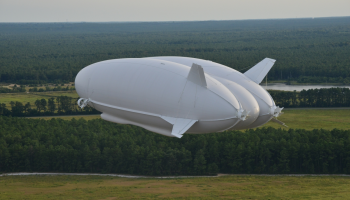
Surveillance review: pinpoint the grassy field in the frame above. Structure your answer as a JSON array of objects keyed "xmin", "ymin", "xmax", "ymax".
[
  {"xmin": 0, "ymin": 91, "xmax": 79, "ymax": 106},
  {"xmin": 0, "ymin": 175, "xmax": 349, "ymax": 199},
  {"xmin": 260, "ymin": 109, "xmax": 350, "ymax": 130},
  {"xmin": 30, "ymin": 109, "xmax": 350, "ymax": 131}
]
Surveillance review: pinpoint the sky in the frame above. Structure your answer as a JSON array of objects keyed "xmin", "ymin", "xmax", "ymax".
[{"xmin": 1, "ymin": 0, "xmax": 350, "ymax": 23}]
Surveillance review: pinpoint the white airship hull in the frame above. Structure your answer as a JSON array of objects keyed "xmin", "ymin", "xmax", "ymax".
[
  {"xmin": 75, "ymin": 57, "xmax": 283, "ymax": 138},
  {"xmin": 150, "ymin": 56, "xmax": 278, "ymax": 129}
]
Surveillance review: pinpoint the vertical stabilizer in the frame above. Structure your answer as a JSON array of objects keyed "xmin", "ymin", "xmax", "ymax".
[
  {"xmin": 244, "ymin": 58, "xmax": 276, "ymax": 84},
  {"xmin": 187, "ymin": 63, "xmax": 207, "ymax": 87}
]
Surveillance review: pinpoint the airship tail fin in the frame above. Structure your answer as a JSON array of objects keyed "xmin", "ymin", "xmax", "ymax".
[
  {"xmin": 187, "ymin": 63, "xmax": 207, "ymax": 87},
  {"xmin": 162, "ymin": 116, "xmax": 197, "ymax": 138},
  {"xmin": 244, "ymin": 58, "xmax": 276, "ymax": 84}
]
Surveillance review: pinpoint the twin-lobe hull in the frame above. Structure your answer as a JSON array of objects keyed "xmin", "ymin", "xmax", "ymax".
[{"xmin": 75, "ymin": 57, "xmax": 282, "ymax": 138}]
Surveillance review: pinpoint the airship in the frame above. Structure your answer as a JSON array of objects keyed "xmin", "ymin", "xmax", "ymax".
[{"xmin": 75, "ymin": 56, "xmax": 285, "ymax": 138}]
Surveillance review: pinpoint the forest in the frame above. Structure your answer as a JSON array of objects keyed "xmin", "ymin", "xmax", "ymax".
[
  {"xmin": 0, "ymin": 116, "xmax": 349, "ymax": 175},
  {"xmin": 0, "ymin": 17, "xmax": 350, "ymax": 84},
  {"xmin": 269, "ymin": 87, "xmax": 350, "ymax": 108}
]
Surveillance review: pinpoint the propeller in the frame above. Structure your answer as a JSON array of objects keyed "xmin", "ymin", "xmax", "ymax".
[{"xmin": 269, "ymin": 105, "xmax": 287, "ymax": 127}]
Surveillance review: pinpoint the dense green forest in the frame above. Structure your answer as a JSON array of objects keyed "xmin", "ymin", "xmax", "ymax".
[
  {"xmin": 0, "ymin": 88, "xmax": 349, "ymax": 117},
  {"xmin": 1, "ymin": 17, "xmax": 350, "ymax": 84},
  {"xmin": 0, "ymin": 116, "xmax": 349, "ymax": 175},
  {"xmin": 269, "ymin": 87, "xmax": 350, "ymax": 108}
]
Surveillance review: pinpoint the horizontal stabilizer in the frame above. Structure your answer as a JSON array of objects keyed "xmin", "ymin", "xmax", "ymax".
[
  {"xmin": 187, "ymin": 63, "xmax": 207, "ymax": 87},
  {"xmin": 244, "ymin": 58, "xmax": 276, "ymax": 84},
  {"xmin": 271, "ymin": 118, "xmax": 288, "ymax": 128},
  {"xmin": 161, "ymin": 116, "xmax": 197, "ymax": 138}
]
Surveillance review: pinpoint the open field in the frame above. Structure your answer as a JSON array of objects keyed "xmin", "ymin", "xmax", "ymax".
[
  {"xmin": 0, "ymin": 91, "xmax": 79, "ymax": 106},
  {"xmin": 260, "ymin": 109, "xmax": 350, "ymax": 130},
  {"xmin": 0, "ymin": 175, "xmax": 349, "ymax": 199},
  {"xmin": 30, "ymin": 109, "xmax": 350, "ymax": 130}
]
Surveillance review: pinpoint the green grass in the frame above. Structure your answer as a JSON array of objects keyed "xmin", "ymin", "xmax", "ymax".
[
  {"xmin": 0, "ymin": 175, "xmax": 349, "ymax": 199},
  {"xmin": 0, "ymin": 91, "xmax": 79, "ymax": 106},
  {"xmin": 261, "ymin": 109, "xmax": 350, "ymax": 130}
]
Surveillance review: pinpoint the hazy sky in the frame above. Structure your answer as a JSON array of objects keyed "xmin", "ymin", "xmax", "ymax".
[{"xmin": 1, "ymin": 0, "xmax": 350, "ymax": 22}]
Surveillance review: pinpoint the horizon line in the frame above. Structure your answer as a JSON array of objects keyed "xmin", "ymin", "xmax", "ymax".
[{"xmin": 1, "ymin": 15, "xmax": 350, "ymax": 24}]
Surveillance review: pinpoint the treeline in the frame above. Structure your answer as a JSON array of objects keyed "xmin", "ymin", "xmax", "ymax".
[
  {"xmin": 0, "ymin": 116, "xmax": 349, "ymax": 175},
  {"xmin": 28, "ymin": 86, "xmax": 75, "ymax": 92},
  {"xmin": 296, "ymin": 76, "xmax": 350, "ymax": 84},
  {"xmin": 0, "ymin": 96, "xmax": 100, "ymax": 117},
  {"xmin": 0, "ymin": 85, "xmax": 26, "ymax": 93},
  {"xmin": 0, "ymin": 17, "xmax": 350, "ymax": 84},
  {"xmin": 269, "ymin": 87, "xmax": 350, "ymax": 108},
  {"xmin": 0, "ymin": 85, "xmax": 74, "ymax": 93}
]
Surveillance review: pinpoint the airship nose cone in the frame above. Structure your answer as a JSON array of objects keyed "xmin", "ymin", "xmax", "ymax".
[{"xmin": 75, "ymin": 65, "xmax": 94, "ymax": 99}]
